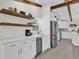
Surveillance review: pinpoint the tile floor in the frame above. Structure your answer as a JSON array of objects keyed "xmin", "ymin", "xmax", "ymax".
[{"xmin": 35, "ymin": 39, "xmax": 79, "ymax": 59}]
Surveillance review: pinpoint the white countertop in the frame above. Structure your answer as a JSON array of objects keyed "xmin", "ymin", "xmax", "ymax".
[{"xmin": 0, "ymin": 35, "xmax": 42, "ymax": 45}]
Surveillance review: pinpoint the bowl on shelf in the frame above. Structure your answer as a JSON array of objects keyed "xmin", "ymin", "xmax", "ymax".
[{"xmin": 20, "ymin": 11, "xmax": 26, "ymax": 15}]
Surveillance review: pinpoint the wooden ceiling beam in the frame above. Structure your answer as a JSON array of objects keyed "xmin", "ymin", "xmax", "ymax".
[
  {"xmin": 15, "ymin": 0, "xmax": 42, "ymax": 7},
  {"xmin": 70, "ymin": 0, "xmax": 79, "ymax": 4},
  {"xmin": 67, "ymin": 5, "xmax": 72, "ymax": 21},
  {"xmin": 51, "ymin": 0, "xmax": 79, "ymax": 9},
  {"xmin": 51, "ymin": 2, "xmax": 67, "ymax": 10},
  {"xmin": 65, "ymin": 0, "xmax": 73, "ymax": 21}
]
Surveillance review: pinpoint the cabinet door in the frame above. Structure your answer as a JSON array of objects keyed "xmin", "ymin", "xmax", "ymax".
[
  {"xmin": 42, "ymin": 36, "xmax": 50, "ymax": 51},
  {"xmin": 4, "ymin": 43, "xmax": 19, "ymax": 59},
  {"xmin": 19, "ymin": 40, "xmax": 31, "ymax": 59},
  {"xmin": 31, "ymin": 39, "xmax": 36, "ymax": 58}
]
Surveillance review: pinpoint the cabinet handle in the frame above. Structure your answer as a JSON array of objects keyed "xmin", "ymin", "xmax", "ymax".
[
  {"xmin": 10, "ymin": 44, "xmax": 16, "ymax": 47},
  {"xmin": 18, "ymin": 49, "xmax": 20, "ymax": 55},
  {"xmin": 21, "ymin": 48, "xmax": 22, "ymax": 54},
  {"xmin": 23, "ymin": 42, "xmax": 27, "ymax": 44}
]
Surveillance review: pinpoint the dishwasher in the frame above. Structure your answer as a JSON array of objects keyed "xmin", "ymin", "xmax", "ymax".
[{"xmin": 35, "ymin": 37, "xmax": 42, "ymax": 57}]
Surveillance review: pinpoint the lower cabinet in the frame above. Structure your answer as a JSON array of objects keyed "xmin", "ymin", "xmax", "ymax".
[
  {"xmin": 4, "ymin": 42, "xmax": 20, "ymax": 59},
  {"xmin": 0, "ymin": 36, "xmax": 51, "ymax": 59},
  {"xmin": 42, "ymin": 36, "xmax": 50, "ymax": 51},
  {"xmin": 1, "ymin": 38, "xmax": 36, "ymax": 59},
  {"xmin": 30, "ymin": 39, "xmax": 36, "ymax": 58},
  {"xmin": 18, "ymin": 40, "xmax": 30, "ymax": 59}
]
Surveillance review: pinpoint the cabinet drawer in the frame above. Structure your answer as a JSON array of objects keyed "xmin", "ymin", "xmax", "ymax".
[
  {"xmin": 4, "ymin": 40, "xmax": 23, "ymax": 47},
  {"xmin": 9, "ymin": 44, "xmax": 17, "ymax": 47},
  {"xmin": 4, "ymin": 42, "xmax": 18, "ymax": 47},
  {"xmin": 19, "ymin": 40, "xmax": 27, "ymax": 44}
]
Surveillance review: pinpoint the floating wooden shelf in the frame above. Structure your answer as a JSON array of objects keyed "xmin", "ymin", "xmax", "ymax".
[
  {"xmin": 0, "ymin": 9, "xmax": 32, "ymax": 19},
  {"xmin": 0, "ymin": 22, "xmax": 35, "ymax": 27},
  {"xmin": 15, "ymin": 0, "xmax": 42, "ymax": 7}
]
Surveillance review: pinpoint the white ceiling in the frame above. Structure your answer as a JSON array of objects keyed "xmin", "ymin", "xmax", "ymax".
[
  {"xmin": 52, "ymin": 3, "xmax": 79, "ymax": 21},
  {"xmin": 52, "ymin": 6, "xmax": 70, "ymax": 21},
  {"xmin": 29, "ymin": 0, "xmax": 71, "ymax": 21},
  {"xmin": 29, "ymin": 0, "xmax": 79, "ymax": 21}
]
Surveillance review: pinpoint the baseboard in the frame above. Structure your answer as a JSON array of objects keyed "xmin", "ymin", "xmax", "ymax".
[{"xmin": 33, "ymin": 48, "xmax": 51, "ymax": 59}]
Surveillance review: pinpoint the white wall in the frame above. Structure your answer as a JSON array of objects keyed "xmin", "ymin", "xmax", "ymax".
[
  {"xmin": 0, "ymin": 26, "xmax": 32, "ymax": 39},
  {"xmin": 0, "ymin": 0, "xmax": 41, "ymax": 39},
  {"xmin": 39, "ymin": 4, "xmax": 51, "ymax": 35},
  {"xmin": 41, "ymin": 4, "xmax": 50, "ymax": 20}
]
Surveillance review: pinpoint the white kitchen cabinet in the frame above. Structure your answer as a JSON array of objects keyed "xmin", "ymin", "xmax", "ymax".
[
  {"xmin": 18, "ymin": 38, "xmax": 36, "ymax": 59},
  {"xmin": 72, "ymin": 32, "xmax": 79, "ymax": 46},
  {"xmin": 26, "ymin": 38, "xmax": 37, "ymax": 58},
  {"xmin": 0, "ymin": 37, "xmax": 37, "ymax": 59},
  {"xmin": 19, "ymin": 40, "xmax": 31, "ymax": 59},
  {"xmin": 32, "ymin": 40, "xmax": 36, "ymax": 57},
  {"xmin": 42, "ymin": 35, "xmax": 50, "ymax": 51},
  {"xmin": 20, "ymin": 39, "xmax": 36, "ymax": 59},
  {"xmin": 4, "ymin": 42, "xmax": 20, "ymax": 59},
  {"xmin": 62, "ymin": 31, "xmax": 72, "ymax": 39},
  {"xmin": 3, "ymin": 39, "xmax": 34, "ymax": 59}
]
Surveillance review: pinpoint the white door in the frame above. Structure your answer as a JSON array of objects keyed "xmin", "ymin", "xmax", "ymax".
[{"xmin": 4, "ymin": 42, "xmax": 19, "ymax": 59}]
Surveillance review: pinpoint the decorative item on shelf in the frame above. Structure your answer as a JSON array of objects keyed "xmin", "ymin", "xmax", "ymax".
[
  {"xmin": 14, "ymin": 7, "xmax": 17, "ymax": 12},
  {"xmin": 27, "ymin": 22, "xmax": 32, "ymax": 26},
  {"xmin": 0, "ymin": 8, "xmax": 31, "ymax": 19},
  {"xmin": 28, "ymin": 13, "xmax": 33, "ymax": 19},
  {"xmin": 8, "ymin": 7, "xmax": 17, "ymax": 12},
  {"xmin": 8, "ymin": 7, "xmax": 14, "ymax": 11},
  {"xmin": 20, "ymin": 11, "xmax": 26, "ymax": 15}
]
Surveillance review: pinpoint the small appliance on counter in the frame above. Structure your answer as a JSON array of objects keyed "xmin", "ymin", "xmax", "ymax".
[{"xmin": 25, "ymin": 29, "xmax": 32, "ymax": 36}]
